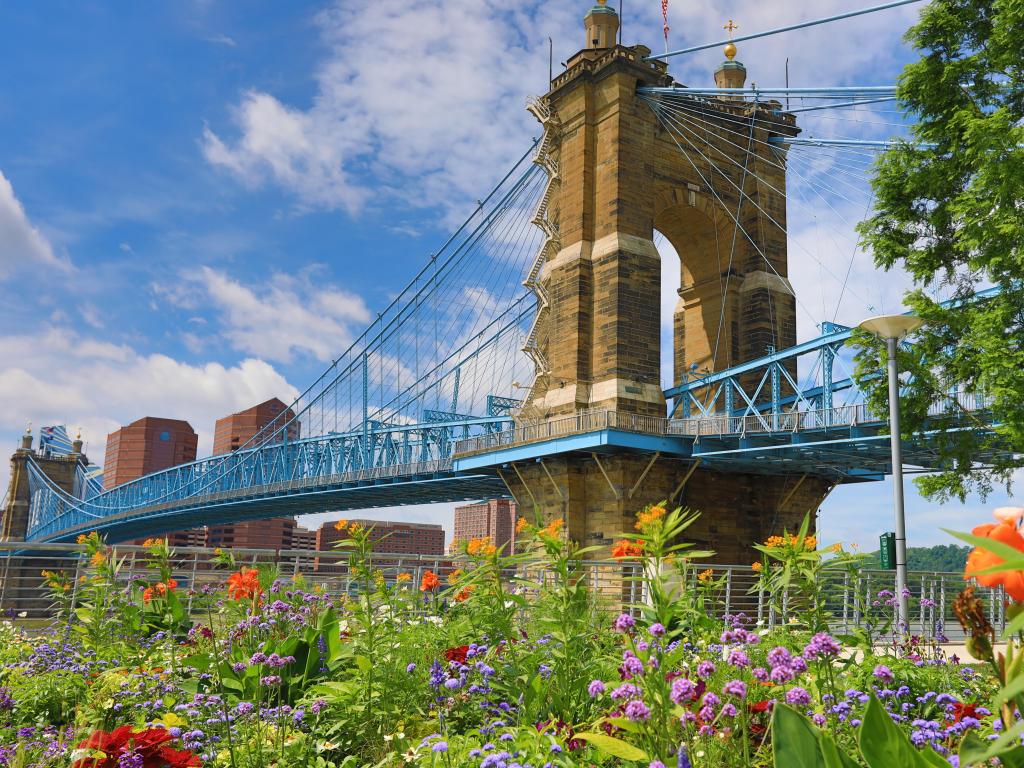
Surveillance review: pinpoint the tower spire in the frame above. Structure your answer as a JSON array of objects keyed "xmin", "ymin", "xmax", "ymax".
[{"xmin": 584, "ymin": 0, "xmax": 619, "ymax": 50}]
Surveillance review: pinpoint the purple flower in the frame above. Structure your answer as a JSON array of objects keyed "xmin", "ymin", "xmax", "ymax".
[
  {"xmin": 766, "ymin": 647, "xmax": 792, "ymax": 668},
  {"xmin": 677, "ymin": 745, "xmax": 692, "ymax": 768},
  {"xmin": 260, "ymin": 675, "xmax": 282, "ymax": 686},
  {"xmin": 785, "ymin": 687, "xmax": 812, "ymax": 706},
  {"xmin": 231, "ymin": 662, "xmax": 247, "ymax": 674},
  {"xmin": 720, "ymin": 703, "xmax": 738, "ymax": 717},
  {"xmin": 311, "ymin": 699, "xmax": 327, "ymax": 714},
  {"xmin": 621, "ymin": 652, "xmax": 645, "ymax": 678},
  {"xmin": 432, "ymin": 742, "xmax": 448, "ymax": 753},
  {"xmin": 649, "ymin": 623, "xmax": 666, "ymax": 637},
  {"xmin": 588, "ymin": 680, "xmax": 606, "ymax": 697},
  {"xmin": 249, "ymin": 652, "xmax": 267, "ymax": 665},
  {"xmin": 723, "ymin": 680, "xmax": 747, "ymax": 699},
  {"xmin": 625, "ymin": 699, "xmax": 651, "ymax": 721},
  {"xmin": 614, "ymin": 613, "xmax": 636, "ymax": 632},
  {"xmin": 611, "ymin": 683, "xmax": 640, "ymax": 701},
  {"xmin": 670, "ymin": 677, "xmax": 697, "ymax": 704},
  {"xmin": 727, "ymin": 649, "xmax": 750, "ymax": 668},
  {"xmin": 752, "ymin": 667, "xmax": 768, "ymax": 682},
  {"xmin": 803, "ymin": 632, "xmax": 841, "ymax": 660},
  {"xmin": 407, "ymin": 663, "xmax": 417, "ymax": 673},
  {"xmin": 236, "ymin": 702, "xmax": 255, "ymax": 715},
  {"xmin": 650, "ymin": 762, "xmax": 666, "ymax": 768},
  {"xmin": 444, "ymin": 678, "xmax": 462, "ymax": 690},
  {"xmin": 873, "ymin": 664, "xmax": 894, "ymax": 682},
  {"xmin": 702, "ymin": 692, "xmax": 720, "ymax": 708},
  {"xmin": 696, "ymin": 660, "xmax": 715, "ymax": 679}
]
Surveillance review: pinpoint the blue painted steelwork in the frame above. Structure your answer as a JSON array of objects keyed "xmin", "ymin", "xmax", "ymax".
[{"xmin": 26, "ymin": 413, "xmax": 514, "ymax": 542}]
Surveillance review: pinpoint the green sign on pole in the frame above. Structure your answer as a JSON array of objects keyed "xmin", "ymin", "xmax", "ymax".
[{"xmin": 880, "ymin": 532, "xmax": 896, "ymax": 570}]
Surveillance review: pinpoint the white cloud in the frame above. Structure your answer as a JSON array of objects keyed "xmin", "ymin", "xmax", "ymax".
[
  {"xmin": 202, "ymin": 0, "xmax": 921, "ymax": 220},
  {"xmin": 0, "ymin": 169, "xmax": 69, "ymax": 277},
  {"xmin": 167, "ymin": 266, "xmax": 372, "ymax": 364},
  {"xmin": 0, "ymin": 326, "xmax": 300, "ymax": 492}
]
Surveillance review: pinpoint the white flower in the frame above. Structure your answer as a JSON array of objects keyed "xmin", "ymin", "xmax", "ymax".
[{"xmin": 994, "ymin": 507, "xmax": 1024, "ymax": 525}]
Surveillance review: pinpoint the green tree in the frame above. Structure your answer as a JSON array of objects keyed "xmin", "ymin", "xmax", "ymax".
[{"xmin": 855, "ymin": 0, "xmax": 1024, "ymax": 502}]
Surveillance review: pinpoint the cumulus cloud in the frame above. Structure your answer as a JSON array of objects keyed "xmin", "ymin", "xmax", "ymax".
[
  {"xmin": 166, "ymin": 266, "xmax": 372, "ymax": 364},
  {"xmin": 0, "ymin": 170, "xmax": 69, "ymax": 277},
  {"xmin": 202, "ymin": 0, "xmax": 920, "ymax": 220},
  {"xmin": 0, "ymin": 327, "xmax": 299, "ymax": 492}
]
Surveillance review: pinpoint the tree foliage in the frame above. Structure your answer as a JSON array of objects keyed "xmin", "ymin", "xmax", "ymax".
[{"xmin": 855, "ymin": 0, "xmax": 1024, "ymax": 502}]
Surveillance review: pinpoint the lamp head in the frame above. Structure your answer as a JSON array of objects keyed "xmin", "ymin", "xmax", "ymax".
[{"xmin": 858, "ymin": 314, "xmax": 924, "ymax": 340}]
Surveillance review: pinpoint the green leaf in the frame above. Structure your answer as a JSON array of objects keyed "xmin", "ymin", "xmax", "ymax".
[
  {"xmin": 771, "ymin": 704, "xmax": 827, "ymax": 768},
  {"xmin": 944, "ymin": 529, "xmax": 1024, "ymax": 567},
  {"xmin": 859, "ymin": 694, "xmax": 946, "ymax": 768},
  {"xmin": 573, "ymin": 732, "xmax": 648, "ymax": 762},
  {"xmin": 959, "ymin": 731, "xmax": 1024, "ymax": 768},
  {"xmin": 353, "ymin": 655, "xmax": 372, "ymax": 673},
  {"xmin": 818, "ymin": 733, "xmax": 859, "ymax": 768}
]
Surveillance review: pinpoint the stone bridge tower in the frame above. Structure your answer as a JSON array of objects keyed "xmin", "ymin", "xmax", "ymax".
[
  {"xmin": 2, "ymin": 429, "xmax": 89, "ymax": 542},
  {"xmin": 503, "ymin": 2, "xmax": 833, "ymax": 562}
]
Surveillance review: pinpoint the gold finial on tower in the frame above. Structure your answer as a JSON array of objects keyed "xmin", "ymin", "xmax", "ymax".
[
  {"xmin": 597, "ymin": 0, "xmax": 607, "ymax": 4},
  {"xmin": 723, "ymin": 20, "xmax": 738, "ymax": 60},
  {"xmin": 76, "ymin": 428, "xmax": 82, "ymax": 440},
  {"xmin": 25, "ymin": 421, "xmax": 31, "ymax": 435}
]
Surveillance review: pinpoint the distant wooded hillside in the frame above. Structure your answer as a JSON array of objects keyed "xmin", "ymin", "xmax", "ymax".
[{"xmin": 863, "ymin": 543, "xmax": 970, "ymax": 573}]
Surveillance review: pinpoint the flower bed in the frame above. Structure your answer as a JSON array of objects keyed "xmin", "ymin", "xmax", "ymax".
[{"xmin": 0, "ymin": 508, "xmax": 1018, "ymax": 767}]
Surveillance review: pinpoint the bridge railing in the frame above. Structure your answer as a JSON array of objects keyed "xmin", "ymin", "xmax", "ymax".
[
  {"xmin": 0, "ymin": 543, "xmax": 996, "ymax": 644},
  {"xmin": 454, "ymin": 393, "xmax": 992, "ymax": 455}
]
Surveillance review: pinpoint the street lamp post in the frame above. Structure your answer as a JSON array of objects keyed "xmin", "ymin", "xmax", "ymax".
[{"xmin": 858, "ymin": 314, "xmax": 924, "ymax": 633}]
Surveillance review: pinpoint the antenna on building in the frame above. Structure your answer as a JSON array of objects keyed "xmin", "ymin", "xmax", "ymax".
[
  {"xmin": 619, "ymin": 0, "xmax": 623, "ymax": 44},
  {"xmin": 549, "ymin": 36, "xmax": 553, "ymax": 83}
]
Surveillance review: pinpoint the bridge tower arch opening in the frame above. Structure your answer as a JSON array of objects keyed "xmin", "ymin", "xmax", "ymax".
[{"xmin": 502, "ymin": 2, "xmax": 833, "ymax": 564}]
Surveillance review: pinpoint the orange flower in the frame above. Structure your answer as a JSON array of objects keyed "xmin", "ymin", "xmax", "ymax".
[
  {"xmin": 697, "ymin": 569, "xmax": 714, "ymax": 583},
  {"xmin": 155, "ymin": 582, "xmax": 168, "ymax": 596},
  {"xmin": 965, "ymin": 521, "xmax": 1024, "ymax": 601},
  {"xmin": 611, "ymin": 539, "xmax": 644, "ymax": 559},
  {"xmin": 420, "ymin": 570, "xmax": 440, "ymax": 592},
  {"xmin": 166, "ymin": 578, "xmax": 178, "ymax": 590},
  {"xmin": 333, "ymin": 519, "xmax": 349, "ymax": 531},
  {"xmin": 539, "ymin": 519, "xmax": 564, "ymax": 540},
  {"xmin": 448, "ymin": 568, "xmax": 464, "ymax": 585},
  {"xmin": 396, "ymin": 573, "xmax": 412, "ymax": 583},
  {"xmin": 764, "ymin": 535, "xmax": 785, "ymax": 548},
  {"xmin": 467, "ymin": 537, "xmax": 497, "ymax": 556},
  {"xmin": 89, "ymin": 551, "xmax": 106, "ymax": 568},
  {"xmin": 454, "ymin": 585, "xmax": 475, "ymax": 602},
  {"xmin": 804, "ymin": 536, "xmax": 817, "ymax": 550},
  {"xmin": 635, "ymin": 505, "xmax": 667, "ymax": 531},
  {"xmin": 76, "ymin": 534, "xmax": 88, "ymax": 545},
  {"xmin": 142, "ymin": 587, "xmax": 154, "ymax": 603},
  {"xmin": 751, "ymin": 561, "xmax": 763, "ymax": 572},
  {"xmin": 515, "ymin": 517, "xmax": 528, "ymax": 534},
  {"xmin": 226, "ymin": 568, "xmax": 262, "ymax": 601}
]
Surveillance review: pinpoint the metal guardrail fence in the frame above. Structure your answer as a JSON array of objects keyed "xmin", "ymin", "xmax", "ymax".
[
  {"xmin": 0, "ymin": 543, "xmax": 998, "ymax": 644},
  {"xmin": 454, "ymin": 397, "xmax": 991, "ymax": 456}
]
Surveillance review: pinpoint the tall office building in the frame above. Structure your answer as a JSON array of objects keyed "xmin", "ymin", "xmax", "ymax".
[
  {"xmin": 103, "ymin": 417, "xmax": 201, "ymax": 546},
  {"xmin": 452, "ymin": 499, "xmax": 517, "ymax": 554},
  {"xmin": 205, "ymin": 398, "xmax": 301, "ymax": 550}
]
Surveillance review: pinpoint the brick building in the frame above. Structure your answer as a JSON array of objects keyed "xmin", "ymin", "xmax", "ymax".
[
  {"xmin": 103, "ymin": 417, "xmax": 203, "ymax": 546},
  {"xmin": 451, "ymin": 499, "xmax": 517, "ymax": 554},
  {"xmin": 212, "ymin": 398, "xmax": 298, "ymax": 455},
  {"xmin": 205, "ymin": 398, "xmax": 301, "ymax": 550},
  {"xmin": 292, "ymin": 525, "xmax": 317, "ymax": 551},
  {"xmin": 316, "ymin": 519, "xmax": 445, "ymax": 556},
  {"xmin": 104, "ymin": 417, "xmax": 198, "ymax": 490}
]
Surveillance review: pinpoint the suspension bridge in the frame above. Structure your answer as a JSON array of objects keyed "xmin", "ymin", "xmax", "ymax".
[{"xmin": 2, "ymin": 0, "xmax": 1002, "ymax": 559}]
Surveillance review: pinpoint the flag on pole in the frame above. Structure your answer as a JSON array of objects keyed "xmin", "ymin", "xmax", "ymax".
[{"xmin": 661, "ymin": 0, "xmax": 670, "ymax": 52}]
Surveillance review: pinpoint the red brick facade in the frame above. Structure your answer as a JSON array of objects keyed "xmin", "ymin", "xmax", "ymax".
[{"xmin": 452, "ymin": 499, "xmax": 517, "ymax": 554}]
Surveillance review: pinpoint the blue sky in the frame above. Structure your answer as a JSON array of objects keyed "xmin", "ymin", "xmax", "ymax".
[{"xmin": 0, "ymin": 0, "xmax": 1013, "ymax": 549}]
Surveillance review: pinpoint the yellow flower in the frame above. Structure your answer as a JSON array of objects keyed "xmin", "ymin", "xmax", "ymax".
[
  {"xmin": 829, "ymin": 542, "xmax": 842, "ymax": 553},
  {"xmin": 334, "ymin": 519, "xmax": 349, "ymax": 531},
  {"xmin": 764, "ymin": 535, "xmax": 785, "ymax": 548},
  {"xmin": 349, "ymin": 522, "xmax": 363, "ymax": 534},
  {"xmin": 751, "ymin": 561, "xmax": 762, "ymax": 572},
  {"xmin": 76, "ymin": 534, "xmax": 88, "ymax": 545},
  {"xmin": 697, "ymin": 569, "xmax": 714, "ymax": 582},
  {"xmin": 448, "ymin": 568, "xmax": 464, "ymax": 584},
  {"xmin": 515, "ymin": 517, "xmax": 528, "ymax": 535},
  {"xmin": 396, "ymin": 573, "xmax": 412, "ymax": 583},
  {"xmin": 213, "ymin": 547, "xmax": 222, "ymax": 556},
  {"xmin": 89, "ymin": 551, "xmax": 106, "ymax": 568},
  {"xmin": 804, "ymin": 536, "xmax": 817, "ymax": 550}
]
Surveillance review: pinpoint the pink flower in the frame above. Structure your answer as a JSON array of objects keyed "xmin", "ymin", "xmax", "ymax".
[{"xmin": 994, "ymin": 507, "xmax": 1024, "ymax": 526}]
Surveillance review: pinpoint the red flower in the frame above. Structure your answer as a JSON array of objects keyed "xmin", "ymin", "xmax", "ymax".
[
  {"xmin": 748, "ymin": 700, "xmax": 774, "ymax": 713},
  {"xmin": 443, "ymin": 645, "xmax": 470, "ymax": 664},
  {"xmin": 950, "ymin": 701, "xmax": 982, "ymax": 724},
  {"xmin": 71, "ymin": 727, "xmax": 200, "ymax": 768}
]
